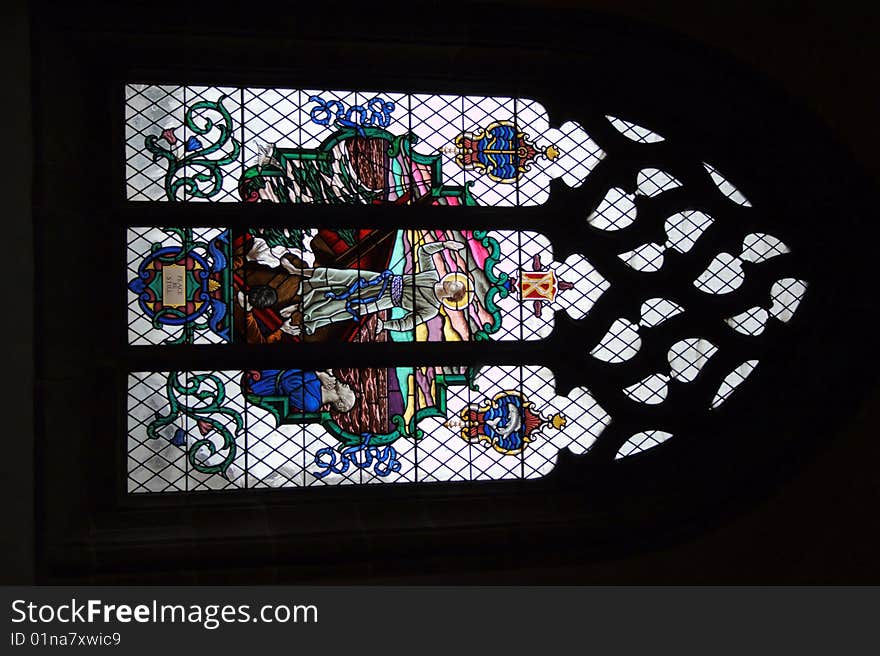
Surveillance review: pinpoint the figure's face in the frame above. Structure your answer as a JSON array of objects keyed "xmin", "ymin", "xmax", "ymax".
[
  {"xmin": 248, "ymin": 285, "xmax": 278, "ymax": 309},
  {"xmin": 443, "ymin": 279, "xmax": 465, "ymax": 299},
  {"xmin": 332, "ymin": 383, "xmax": 356, "ymax": 413}
]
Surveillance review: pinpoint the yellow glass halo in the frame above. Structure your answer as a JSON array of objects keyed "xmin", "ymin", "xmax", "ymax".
[{"xmin": 438, "ymin": 271, "xmax": 475, "ymax": 310}]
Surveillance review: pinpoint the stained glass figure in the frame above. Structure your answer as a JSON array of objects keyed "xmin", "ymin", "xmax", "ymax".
[
  {"xmin": 124, "ymin": 226, "xmax": 604, "ymax": 346},
  {"xmin": 222, "ymin": 227, "xmax": 606, "ymax": 345}
]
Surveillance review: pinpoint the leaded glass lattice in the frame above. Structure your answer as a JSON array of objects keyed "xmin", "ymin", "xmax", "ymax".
[
  {"xmin": 124, "ymin": 86, "xmax": 810, "ymax": 492},
  {"xmin": 127, "ymin": 86, "xmax": 601, "ymax": 206},
  {"xmin": 127, "ymin": 366, "xmax": 602, "ymax": 492}
]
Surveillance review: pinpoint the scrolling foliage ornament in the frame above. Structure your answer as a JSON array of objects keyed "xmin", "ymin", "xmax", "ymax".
[
  {"xmin": 147, "ymin": 372, "xmax": 244, "ymax": 476},
  {"xmin": 132, "ymin": 89, "xmax": 810, "ymax": 472},
  {"xmin": 144, "ymin": 95, "xmax": 241, "ymax": 200}
]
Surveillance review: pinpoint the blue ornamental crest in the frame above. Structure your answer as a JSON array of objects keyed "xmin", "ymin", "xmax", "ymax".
[{"xmin": 457, "ymin": 390, "xmax": 566, "ymax": 455}]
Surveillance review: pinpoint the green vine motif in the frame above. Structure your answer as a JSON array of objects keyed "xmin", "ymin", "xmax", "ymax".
[
  {"xmin": 147, "ymin": 372, "xmax": 243, "ymax": 476},
  {"xmin": 161, "ymin": 226, "xmax": 189, "ymax": 242},
  {"xmin": 144, "ymin": 95, "xmax": 241, "ymax": 201},
  {"xmin": 388, "ymin": 414, "xmax": 410, "ymax": 440},
  {"xmin": 472, "ymin": 230, "xmax": 512, "ymax": 341},
  {"xmin": 463, "ymin": 366, "xmax": 481, "ymax": 392}
]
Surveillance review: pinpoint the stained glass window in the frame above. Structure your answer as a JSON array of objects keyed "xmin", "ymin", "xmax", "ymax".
[{"xmin": 124, "ymin": 84, "xmax": 808, "ymax": 494}]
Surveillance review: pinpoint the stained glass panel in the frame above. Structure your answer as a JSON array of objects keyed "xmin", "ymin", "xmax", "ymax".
[
  {"xmin": 123, "ymin": 85, "xmax": 811, "ymax": 483},
  {"xmin": 125, "ymin": 85, "xmax": 185, "ymax": 201},
  {"xmin": 127, "ymin": 366, "xmax": 606, "ymax": 492},
  {"xmin": 129, "ymin": 227, "xmax": 607, "ymax": 345},
  {"xmin": 126, "ymin": 85, "xmax": 602, "ymax": 206}
]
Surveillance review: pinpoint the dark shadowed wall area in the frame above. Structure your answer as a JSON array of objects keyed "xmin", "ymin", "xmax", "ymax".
[
  {"xmin": 5, "ymin": 1, "xmax": 880, "ymax": 583},
  {"xmin": 2, "ymin": 0, "xmax": 33, "ymax": 585}
]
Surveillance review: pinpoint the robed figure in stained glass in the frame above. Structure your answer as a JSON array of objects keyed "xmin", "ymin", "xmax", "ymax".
[
  {"xmin": 232, "ymin": 228, "xmax": 504, "ymax": 345},
  {"xmin": 244, "ymin": 369, "xmax": 356, "ymax": 413},
  {"xmin": 280, "ymin": 240, "xmax": 471, "ymax": 336}
]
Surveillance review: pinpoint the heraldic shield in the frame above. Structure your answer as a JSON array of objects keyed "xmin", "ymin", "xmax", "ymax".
[{"xmin": 457, "ymin": 390, "xmax": 567, "ymax": 456}]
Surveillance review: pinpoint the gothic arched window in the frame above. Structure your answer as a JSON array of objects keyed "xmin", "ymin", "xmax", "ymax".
[
  {"xmin": 124, "ymin": 86, "xmax": 806, "ymax": 492},
  {"xmin": 35, "ymin": 4, "xmax": 875, "ymax": 580}
]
